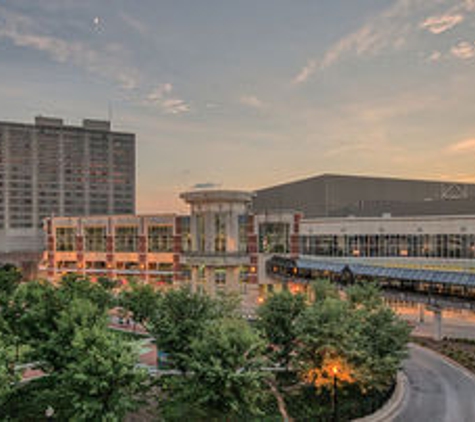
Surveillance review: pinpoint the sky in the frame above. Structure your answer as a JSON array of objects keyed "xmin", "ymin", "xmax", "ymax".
[{"xmin": 1, "ymin": 0, "xmax": 475, "ymax": 213}]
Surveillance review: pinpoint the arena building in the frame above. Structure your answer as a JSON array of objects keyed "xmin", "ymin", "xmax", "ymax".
[
  {"xmin": 43, "ymin": 183, "xmax": 475, "ymax": 311},
  {"xmin": 253, "ymin": 173, "xmax": 475, "ymax": 218}
]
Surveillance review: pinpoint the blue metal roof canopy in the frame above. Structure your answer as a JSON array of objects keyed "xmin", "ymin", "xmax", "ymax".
[{"xmin": 294, "ymin": 259, "xmax": 475, "ymax": 288}]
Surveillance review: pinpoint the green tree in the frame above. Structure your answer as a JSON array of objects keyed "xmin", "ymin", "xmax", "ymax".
[
  {"xmin": 0, "ymin": 335, "xmax": 17, "ymax": 407},
  {"xmin": 148, "ymin": 286, "xmax": 216, "ymax": 371},
  {"xmin": 1, "ymin": 280, "xmax": 59, "ymax": 363},
  {"xmin": 58, "ymin": 324, "xmax": 148, "ymax": 421},
  {"xmin": 347, "ymin": 282, "xmax": 383, "ymax": 310},
  {"xmin": 58, "ymin": 274, "xmax": 114, "ymax": 313},
  {"xmin": 257, "ymin": 290, "xmax": 306, "ymax": 366},
  {"xmin": 311, "ymin": 278, "xmax": 339, "ymax": 302},
  {"xmin": 294, "ymin": 298, "xmax": 355, "ymax": 375},
  {"xmin": 119, "ymin": 281, "xmax": 160, "ymax": 332},
  {"xmin": 294, "ymin": 286, "xmax": 409, "ymax": 394},
  {"xmin": 349, "ymin": 286, "xmax": 410, "ymax": 392},
  {"xmin": 38, "ymin": 298, "xmax": 106, "ymax": 372},
  {"xmin": 0, "ymin": 264, "xmax": 22, "ymax": 304},
  {"xmin": 161, "ymin": 318, "xmax": 267, "ymax": 419}
]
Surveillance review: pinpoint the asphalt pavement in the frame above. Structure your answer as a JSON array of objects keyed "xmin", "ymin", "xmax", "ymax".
[{"xmin": 394, "ymin": 344, "xmax": 475, "ymax": 422}]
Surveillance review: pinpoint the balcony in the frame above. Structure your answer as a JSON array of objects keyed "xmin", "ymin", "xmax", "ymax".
[{"xmin": 181, "ymin": 251, "xmax": 250, "ymax": 266}]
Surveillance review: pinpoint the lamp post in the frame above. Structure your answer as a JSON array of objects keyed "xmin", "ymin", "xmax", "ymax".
[
  {"xmin": 331, "ymin": 366, "xmax": 338, "ymax": 422},
  {"xmin": 45, "ymin": 405, "xmax": 55, "ymax": 420}
]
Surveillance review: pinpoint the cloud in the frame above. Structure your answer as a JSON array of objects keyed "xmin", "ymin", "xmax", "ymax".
[
  {"xmin": 292, "ymin": 59, "xmax": 317, "ymax": 85},
  {"xmin": 145, "ymin": 83, "xmax": 190, "ymax": 114},
  {"xmin": 162, "ymin": 98, "xmax": 190, "ymax": 114},
  {"xmin": 292, "ymin": 0, "xmax": 475, "ymax": 84},
  {"xmin": 239, "ymin": 95, "xmax": 266, "ymax": 109},
  {"xmin": 464, "ymin": 0, "xmax": 475, "ymax": 12},
  {"xmin": 292, "ymin": 0, "xmax": 421, "ymax": 84},
  {"xmin": 451, "ymin": 41, "xmax": 475, "ymax": 59},
  {"xmin": 0, "ymin": 6, "xmax": 139, "ymax": 91},
  {"xmin": 147, "ymin": 83, "xmax": 173, "ymax": 101},
  {"xmin": 420, "ymin": 14, "xmax": 464, "ymax": 34},
  {"xmin": 447, "ymin": 138, "xmax": 475, "ymax": 153},
  {"xmin": 120, "ymin": 12, "xmax": 149, "ymax": 37},
  {"xmin": 427, "ymin": 50, "xmax": 442, "ymax": 62}
]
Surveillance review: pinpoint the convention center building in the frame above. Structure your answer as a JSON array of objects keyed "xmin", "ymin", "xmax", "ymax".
[{"xmin": 42, "ymin": 174, "xmax": 475, "ymax": 311}]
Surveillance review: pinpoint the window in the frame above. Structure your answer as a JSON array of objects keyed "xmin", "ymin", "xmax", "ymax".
[
  {"xmin": 259, "ymin": 222, "xmax": 290, "ymax": 253},
  {"xmin": 115, "ymin": 226, "xmax": 138, "ymax": 252},
  {"xmin": 196, "ymin": 214, "xmax": 205, "ymax": 252},
  {"xmin": 214, "ymin": 213, "xmax": 226, "ymax": 252},
  {"xmin": 56, "ymin": 227, "xmax": 75, "ymax": 251},
  {"xmin": 85, "ymin": 227, "xmax": 106, "ymax": 252},
  {"xmin": 238, "ymin": 215, "xmax": 248, "ymax": 252},
  {"xmin": 180, "ymin": 217, "xmax": 192, "ymax": 252},
  {"xmin": 148, "ymin": 226, "xmax": 173, "ymax": 252},
  {"xmin": 215, "ymin": 268, "xmax": 226, "ymax": 285}
]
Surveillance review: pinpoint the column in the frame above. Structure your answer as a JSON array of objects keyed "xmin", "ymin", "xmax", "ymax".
[
  {"xmin": 433, "ymin": 308, "xmax": 443, "ymax": 341},
  {"xmin": 205, "ymin": 267, "xmax": 216, "ymax": 296},
  {"xmin": 418, "ymin": 303, "xmax": 425, "ymax": 323},
  {"xmin": 173, "ymin": 216, "xmax": 182, "ymax": 284}
]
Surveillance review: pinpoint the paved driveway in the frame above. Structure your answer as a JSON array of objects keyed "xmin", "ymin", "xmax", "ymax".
[{"xmin": 394, "ymin": 344, "xmax": 475, "ymax": 422}]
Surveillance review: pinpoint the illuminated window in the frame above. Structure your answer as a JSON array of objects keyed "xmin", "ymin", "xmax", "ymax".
[
  {"xmin": 115, "ymin": 226, "xmax": 138, "ymax": 252},
  {"xmin": 85, "ymin": 227, "xmax": 107, "ymax": 252},
  {"xmin": 148, "ymin": 225, "xmax": 173, "ymax": 252},
  {"xmin": 56, "ymin": 227, "xmax": 75, "ymax": 251}
]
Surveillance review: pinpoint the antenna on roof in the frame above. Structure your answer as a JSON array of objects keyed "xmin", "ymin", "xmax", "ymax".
[{"xmin": 108, "ymin": 101, "xmax": 113, "ymax": 126}]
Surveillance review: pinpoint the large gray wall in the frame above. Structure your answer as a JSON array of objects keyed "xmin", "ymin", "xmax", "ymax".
[{"xmin": 253, "ymin": 174, "xmax": 475, "ymax": 218}]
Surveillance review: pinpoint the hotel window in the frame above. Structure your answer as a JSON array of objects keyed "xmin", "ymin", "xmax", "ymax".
[
  {"xmin": 148, "ymin": 226, "xmax": 173, "ymax": 252},
  {"xmin": 85, "ymin": 227, "xmax": 107, "ymax": 252},
  {"xmin": 115, "ymin": 226, "xmax": 138, "ymax": 252},
  {"xmin": 56, "ymin": 227, "xmax": 76, "ymax": 251}
]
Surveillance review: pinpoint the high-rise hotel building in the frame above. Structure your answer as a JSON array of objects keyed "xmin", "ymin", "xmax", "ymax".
[{"xmin": 0, "ymin": 116, "xmax": 135, "ymax": 275}]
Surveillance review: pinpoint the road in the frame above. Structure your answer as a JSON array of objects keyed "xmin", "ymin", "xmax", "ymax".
[{"xmin": 394, "ymin": 344, "xmax": 475, "ymax": 422}]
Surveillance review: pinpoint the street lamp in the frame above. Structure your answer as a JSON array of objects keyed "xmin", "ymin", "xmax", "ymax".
[
  {"xmin": 332, "ymin": 365, "xmax": 338, "ymax": 422},
  {"xmin": 45, "ymin": 405, "xmax": 55, "ymax": 420}
]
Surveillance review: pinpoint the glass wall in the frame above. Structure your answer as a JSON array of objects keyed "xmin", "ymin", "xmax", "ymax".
[
  {"xmin": 259, "ymin": 222, "xmax": 290, "ymax": 253},
  {"xmin": 238, "ymin": 215, "xmax": 248, "ymax": 253},
  {"xmin": 180, "ymin": 217, "xmax": 192, "ymax": 252},
  {"xmin": 300, "ymin": 233, "xmax": 475, "ymax": 259},
  {"xmin": 214, "ymin": 213, "xmax": 227, "ymax": 252},
  {"xmin": 196, "ymin": 214, "xmax": 205, "ymax": 252}
]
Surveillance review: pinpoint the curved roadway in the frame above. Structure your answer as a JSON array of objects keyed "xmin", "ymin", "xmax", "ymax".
[{"xmin": 394, "ymin": 344, "xmax": 475, "ymax": 422}]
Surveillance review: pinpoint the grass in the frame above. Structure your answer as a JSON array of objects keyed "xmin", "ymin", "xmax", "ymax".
[{"xmin": 412, "ymin": 336, "xmax": 475, "ymax": 373}]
